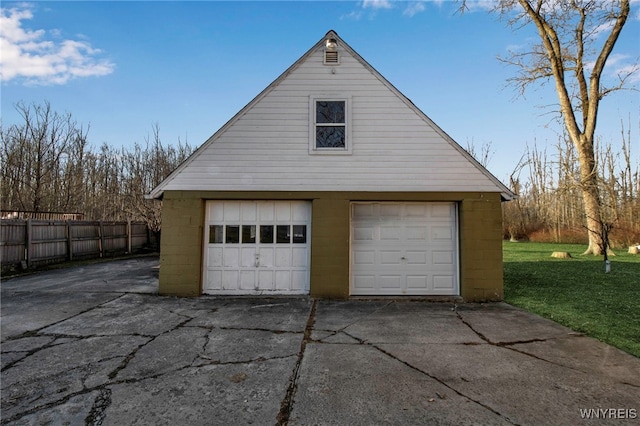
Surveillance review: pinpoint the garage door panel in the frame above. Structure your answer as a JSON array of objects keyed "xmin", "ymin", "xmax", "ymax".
[
  {"xmin": 203, "ymin": 201, "xmax": 310, "ymax": 295},
  {"xmin": 351, "ymin": 202, "xmax": 458, "ymax": 296},
  {"xmin": 434, "ymin": 275, "xmax": 455, "ymax": 290},
  {"xmin": 406, "ymin": 251, "xmax": 427, "ymax": 264},
  {"xmin": 209, "ymin": 205, "xmax": 224, "ymax": 221},
  {"xmin": 276, "ymin": 203, "xmax": 292, "ymax": 221},
  {"xmin": 353, "ymin": 226, "xmax": 374, "ymax": 241},
  {"xmin": 222, "ymin": 270, "xmax": 239, "ymax": 290},
  {"xmin": 240, "ymin": 271, "xmax": 256, "ymax": 290},
  {"xmin": 275, "ymin": 248, "xmax": 291, "ymax": 267},
  {"xmin": 432, "ymin": 226, "xmax": 453, "ymax": 240},
  {"xmin": 406, "ymin": 226, "xmax": 427, "ymax": 240},
  {"xmin": 380, "ymin": 226, "xmax": 401, "ymax": 241},
  {"xmin": 209, "ymin": 270, "xmax": 223, "ymax": 290},
  {"xmin": 353, "ymin": 203, "xmax": 374, "ymax": 218},
  {"xmin": 224, "ymin": 249, "xmax": 240, "ymax": 267},
  {"xmin": 291, "ymin": 271, "xmax": 306, "ymax": 290},
  {"xmin": 432, "ymin": 251, "xmax": 454, "ymax": 265},
  {"xmin": 241, "ymin": 248, "xmax": 256, "ymax": 267},
  {"xmin": 353, "ymin": 275, "xmax": 375, "ymax": 290},
  {"xmin": 241, "ymin": 203, "xmax": 258, "ymax": 221},
  {"xmin": 208, "ymin": 248, "xmax": 223, "ymax": 267},
  {"xmin": 380, "ymin": 275, "xmax": 402, "ymax": 290},
  {"xmin": 431, "ymin": 204, "xmax": 454, "ymax": 218},
  {"xmin": 223, "ymin": 203, "xmax": 241, "ymax": 221},
  {"xmin": 380, "ymin": 251, "xmax": 402, "ymax": 265},
  {"xmin": 292, "ymin": 248, "xmax": 308, "ymax": 267},
  {"xmin": 354, "ymin": 250, "xmax": 375, "ymax": 265},
  {"xmin": 406, "ymin": 275, "xmax": 428, "ymax": 289},
  {"xmin": 380, "ymin": 204, "xmax": 401, "ymax": 217},
  {"xmin": 406, "ymin": 204, "xmax": 428, "ymax": 216},
  {"xmin": 292, "ymin": 203, "xmax": 310, "ymax": 221},
  {"xmin": 257, "ymin": 270, "xmax": 274, "ymax": 290},
  {"xmin": 275, "ymin": 271, "xmax": 291, "ymax": 290},
  {"xmin": 258, "ymin": 248, "xmax": 274, "ymax": 267},
  {"xmin": 259, "ymin": 203, "xmax": 275, "ymax": 222}
]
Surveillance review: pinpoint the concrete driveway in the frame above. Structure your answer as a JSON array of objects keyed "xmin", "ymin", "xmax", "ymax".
[{"xmin": 1, "ymin": 257, "xmax": 638, "ymax": 425}]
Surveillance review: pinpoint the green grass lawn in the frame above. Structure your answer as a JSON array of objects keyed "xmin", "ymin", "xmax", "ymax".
[{"xmin": 503, "ymin": 241, "xmax": 640, "ymax": 357}]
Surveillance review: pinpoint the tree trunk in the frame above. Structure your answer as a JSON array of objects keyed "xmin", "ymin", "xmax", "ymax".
[{"xmin": 577, "ymin": 137, "xmax": 604, "ymax": 255}]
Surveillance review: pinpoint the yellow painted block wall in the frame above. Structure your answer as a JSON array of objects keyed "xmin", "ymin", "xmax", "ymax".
[
  {"xmin": 459, "ymin": 193, "xmax": 504, "ymax": 301},
  {"xmin": 158, "ymin": 195, "xmax": 204, "ymax": 296},
  {"xmin": 310, "ymin": 197, "xmax": 351, "ymax": 298}
]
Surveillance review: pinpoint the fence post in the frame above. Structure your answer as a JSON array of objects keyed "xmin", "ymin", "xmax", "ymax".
[
  {"xmin": 67, "ymin": 220, "xmax": 73, "ymax": 261},
  {"xmin": 127, "ymin": 219, "xmax": 132, "ymax": 254},
  {"xmin": 99, "ymin": 221, "xmax": 105, "ymax": 258},
  {"xmin": 25, "ymin": 218, "xmax": 32, "ymax": 269}
]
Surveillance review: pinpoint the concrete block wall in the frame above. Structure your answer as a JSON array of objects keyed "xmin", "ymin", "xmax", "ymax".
[
  {"xmin": 459, "ymin": 193, "xmax": 504, "ymax": 301},
  {"xmin": 158, "ymin": 195, "xmax": 204, "ymax": 296}
]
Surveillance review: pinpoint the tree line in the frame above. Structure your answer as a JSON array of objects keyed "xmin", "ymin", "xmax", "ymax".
[
  {"xmin": 1, "ymin": 101, "xmax": 194, "ymax": 232},
  {"xmin": 501, "ymin": 122, "xmax": 639, "ymax": 249}
]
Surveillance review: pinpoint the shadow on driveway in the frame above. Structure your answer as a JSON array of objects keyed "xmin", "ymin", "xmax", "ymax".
[{"xmin": 1, "ymin": 257, "xmax": 638, "ymax": 425}]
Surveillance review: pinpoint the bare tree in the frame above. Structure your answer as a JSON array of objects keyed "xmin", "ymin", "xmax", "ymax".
[
  {"xmin": 475, "ymin": 0, "xmax": 633, "ymax": 254},
  {"xmin": 2, "ymin": 102, "xmax": 194, "ymax": 231},
  {"xmin": 1, "ymin": 101, "xmax": 89, "ymax": 213}
]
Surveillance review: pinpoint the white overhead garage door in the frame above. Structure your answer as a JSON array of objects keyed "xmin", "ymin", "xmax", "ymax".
[
  {"xmin": 351, "ymin": 202, "xmax": 458, "ymax": 296},
  {"xmin": 203, "ymin": 201, "xmax": 311, "ymax": 295}
]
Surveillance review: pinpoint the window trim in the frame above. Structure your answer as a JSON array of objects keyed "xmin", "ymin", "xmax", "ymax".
[{"xmin": 309, "ymin": 95, "xmax": 352, "ymax": 155}]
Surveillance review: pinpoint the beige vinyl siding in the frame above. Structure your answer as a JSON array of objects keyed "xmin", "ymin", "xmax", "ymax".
[{"xmin": 158, "ymin": 47, "xmax": 502, "ymax": 194}]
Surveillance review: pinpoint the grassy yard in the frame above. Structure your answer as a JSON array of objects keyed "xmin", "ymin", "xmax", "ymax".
[{"xmin": 503, "ymin": 241, "xmax": 640, "ymax": 358}]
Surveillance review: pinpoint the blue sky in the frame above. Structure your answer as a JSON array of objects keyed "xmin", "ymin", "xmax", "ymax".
[{"xmin": 1, "ymin": 1, "xmax": 638, "ymax": 181}]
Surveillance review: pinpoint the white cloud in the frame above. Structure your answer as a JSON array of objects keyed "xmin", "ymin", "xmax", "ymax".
[
  {"xmin": 0, "ymin": 4, "xmax": 114, "ymax": 85},
  {"xmin": 362, "ymin": 0, "xmax": 394, "ymax": 10},
  {"xmin": 403, "ymin": 2, "xmax": 426, "ymax": 17},
  {"xmin": 461, "ymin": 0, "xmax": 497, "ymax": 13},
  {"xmin": 584, "ymin": 53, "xmax": 640, "ymax": 84}
]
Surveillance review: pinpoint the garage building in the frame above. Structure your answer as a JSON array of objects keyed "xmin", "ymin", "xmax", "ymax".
[{"xmin": 148, "ymin": 30, "xmax": 515, "ymax": 301}]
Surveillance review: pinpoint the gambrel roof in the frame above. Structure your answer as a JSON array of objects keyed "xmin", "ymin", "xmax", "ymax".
[{"xmin": 149, "ymin": 30, "xmax": 515, "ymax": 200}]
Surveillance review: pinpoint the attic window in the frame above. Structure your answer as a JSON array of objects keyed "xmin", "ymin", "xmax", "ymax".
[
  {"xmin": 309, "ymin": 95, "xmax": 352, "ymax": 155},
  {"xmin": 316, "ymin": 101, "xmax": 345, "ymax": 148}
]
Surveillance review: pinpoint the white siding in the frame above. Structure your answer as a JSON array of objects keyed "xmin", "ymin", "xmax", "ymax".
[{"xmin": 157, "ymin": 43, "xmax": 506, "ymax": 194}]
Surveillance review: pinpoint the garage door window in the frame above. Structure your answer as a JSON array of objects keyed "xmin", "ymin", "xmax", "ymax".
[
  {"xmin": 225, "ymin": 225, "xmax": 240, "ymax": 244},
  {"xmin": 209, "ymin": 224, "xmax": 308, "ymax": 245},
  {"xmin": 260, "ymin": 225, "xmax": 274, "ymax": 243},
  {"xmin": 293, "ymin": 225, "xmax": 307, "ymax": 243},
  {"xmin": 209, "ymin": 225, "xmax": 223, "ymax": 244},
  {"xmin": 242, "ymin": 225, "xmax": 256, "ymax": 243}
]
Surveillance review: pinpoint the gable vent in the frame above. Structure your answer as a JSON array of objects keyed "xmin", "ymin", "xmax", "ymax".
[{"xmin": 324, "ymin": 51, "xmax": 339, "ymax": 64}]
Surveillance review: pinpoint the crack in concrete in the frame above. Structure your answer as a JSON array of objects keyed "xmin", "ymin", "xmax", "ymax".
[
  {"xmin": 3, "ymin": 307, "xmax": 310, "ymax": 425},
  {"xmin": 196, "ymin": 353, "xmax": 298, "ymax": 366},
  {"xmin": 106, "ymin": 316, "xmax": 192, "ymax": 380},
  {"xmin": 339, "ymin": 330, "xmax": 518, "ymax": 425},
  {"xmin": 85, "ymin": 388, "xmax": 112, "ymax": 425},
  {"xmin": 218, "ymin": 326, "xmax": 302, "ymax": 335},
  {"xmin": 276, "ymin": 298, "xmax": 317, "ymax": 426},
  {"xmin": 0, "ymin": 293, "xmax": 140, "ymax": 374},
  {"xmin": 3, "ymin": 293, "xmax": 127, "ymax": 340},
  {"xmin": 2, "ymin": 360, "xmax": 200, "ymax": 425},
  {"xmin": 454, "ymin": 311, "xmax": 595, "ymax": 376}
]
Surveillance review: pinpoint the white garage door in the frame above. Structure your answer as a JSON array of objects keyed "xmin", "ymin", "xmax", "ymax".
[
  {"xmin": 351, "ymin": 202, "xmax": 458, "ymax": 296},
  {"xmin": 203, "ymin": 201, "xmax": 311, "ymax": 295}
]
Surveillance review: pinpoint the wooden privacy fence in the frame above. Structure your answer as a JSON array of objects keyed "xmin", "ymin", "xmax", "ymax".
[{"xmin": 1, "ymin": 220, "xmax": 154, "ymax": 272}]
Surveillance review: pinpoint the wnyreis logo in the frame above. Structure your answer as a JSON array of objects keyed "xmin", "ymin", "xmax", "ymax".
[{"xmin": 579, "ymin": 408, "xmax": 637, "ymax": 419}]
